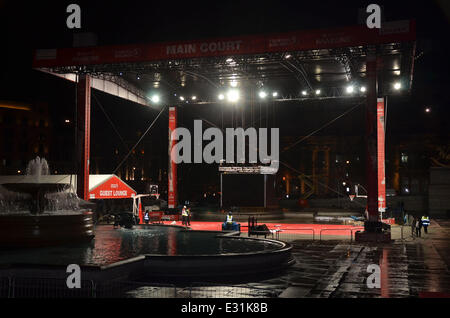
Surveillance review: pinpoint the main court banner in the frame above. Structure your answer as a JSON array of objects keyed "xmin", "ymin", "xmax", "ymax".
[{"xmin": 33, "ymin": 20, "xmax": 415, "ymax": 68}]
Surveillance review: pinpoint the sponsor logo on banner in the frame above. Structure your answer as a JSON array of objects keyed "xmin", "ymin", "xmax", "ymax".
[
  {"xmin": 268, "ymin": 36, "xmax": 296, "ymax": 48},
  {"xmin": 316, "ymin": 33, "xmax": 352, "ymax": 46},
  {"xmin": 114, "ymin": 48, "xmax": 141, "ymax": 58},
  {"xmin": 72, "ymin": 51, "xmax": 100, "ymax": 63},
  {"xmin": 379, "ymin": 20, "xmax": 410, "ymax": 35}
]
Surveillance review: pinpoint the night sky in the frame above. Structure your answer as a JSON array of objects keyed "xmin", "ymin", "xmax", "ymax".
[
  {"xmin": 1, "ymin": 1, "xmax": 448, "ymax": 118},
  {"xmin": 0, "ymin": 0, "xmax": 449, "ymax": 199}
]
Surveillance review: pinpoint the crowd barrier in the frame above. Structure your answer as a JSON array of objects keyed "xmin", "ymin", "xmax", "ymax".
[
  {"xmin": 260, "ymin": 226, "xmax": 364, "ymax": 242},
  {"xmin": 186, "ymin": 282, "xmax": 279, "ymax": 298},
  {"xmin": 0, "ymin": 277, "xmax": 177, "ymax": 298},
  {"xmin": 0, "ymin": 276, "xmax": 280, "ymax": 298}
]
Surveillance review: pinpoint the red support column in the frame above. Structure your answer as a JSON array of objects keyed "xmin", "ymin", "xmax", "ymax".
[
  {"xmin": 76, "ymin": 74, "xmax": 91, "ymax": 201},
  {"xmin": 356, "ymin": 56, "xmax": 391, "ymax": 242},
  {"xmin": 168, "ymin": 106, "xmax": 177, "ymax": 209},
  {"xmin": 365, "ymin": 55, "xmax": 379, "ymax": 223},
  {"xmin": 377, "ymin": 98, "xmax": 386, "ymax": 217}
]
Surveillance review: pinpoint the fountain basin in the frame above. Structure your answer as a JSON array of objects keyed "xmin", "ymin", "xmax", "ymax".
[
  {"xmin": 1, "ymin": 183, "xmax": 70, "ymax": 195},
  {"xmin": 0, "ymin": 211, "xmax": 95, "ymax": 248},
  {"xmin": 0, "ymin": 225, "xmax": 294, "ymax": 280}
]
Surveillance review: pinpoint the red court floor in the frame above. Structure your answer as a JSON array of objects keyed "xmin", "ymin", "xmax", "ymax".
[{"xmin": 161, "ymin": 221, "xmax": 363, "ymax": 236}]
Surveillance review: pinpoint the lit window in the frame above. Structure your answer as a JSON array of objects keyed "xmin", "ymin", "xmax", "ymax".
[{"xmin": 401, "ymin": 153, "xmax": 408, "ymax": 163}]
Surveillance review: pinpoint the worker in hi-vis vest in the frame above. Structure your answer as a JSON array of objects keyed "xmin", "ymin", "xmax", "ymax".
[
  {"xmin": 181, "ymin": 206, "xmax": 188, "ymax": 226},
  {"xmin": 144, "ymin": 211, "xmax": 150, "ymax": 224},
  {"xmin": 421, "ymin": 215, "xmax": 430, "ymax": 234},
  {"xmin": 225, "ymin": 212, "xmax": 233, "ymax": 230}
]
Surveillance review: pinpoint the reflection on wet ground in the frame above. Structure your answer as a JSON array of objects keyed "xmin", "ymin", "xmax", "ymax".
[
  {"xmin": 254, "ymin": 219, "xmax": 450, "ymax": 298},
  {"xmin": 1, "ymin": 221, "xmax": 449, "ymax": 298},
  {"xmin": 0, "ymin": 225, "xmax": 281, "ymax": 267}
]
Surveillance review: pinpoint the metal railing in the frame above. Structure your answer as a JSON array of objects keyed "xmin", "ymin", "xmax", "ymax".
[
  {"xmin": 272, "ymin": 228, "xmax": 315, "ymax": 241},
  {"xmin": 95, "ymin": 281, "xmax": 177, "ymax": 298},
  {"xmin": 10, "ymin": 277, "xmax": 95, "ymax": 298},
  {"xmin": 260, "ymin": 226, "xmax": 364, "ymax": 242},
  {"xmin": 0, "ymin": 276, "xmax": 280, "ymax": 298},
  {"xmin": 0, "ymin": 277, "xmax": 10, "ymax": 298},
  {"xmin": 319, "ymin": 227, "xmax": 364, "ymax": 241},
  {"xmin": 186, "ymin": 282, "xmax": 279, "ymax": 298},
  {"xmin": 0, "ymin": 277, "xmax": 177, "ymax": 298},
  {"xmin": 350, "ymin": 228, "xmax": 365, "ymax": 241}
]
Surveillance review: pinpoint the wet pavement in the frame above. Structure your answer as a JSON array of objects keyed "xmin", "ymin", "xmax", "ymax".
[
  {"xmin": 2, "ymin": 220, "xmax": 448, "ymax": 298},
  {"xmin": 260, "ymin": 218, "xmax": 450, "ymax": 298},
  {"xmin": 122, "ymin": 219, "xmax": 450, "ymax": 298}
]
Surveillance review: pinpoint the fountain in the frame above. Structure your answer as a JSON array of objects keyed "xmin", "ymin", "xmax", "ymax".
[{"xmin": 0, "ymin": 157, "xmax": 95, "ymax": 248}]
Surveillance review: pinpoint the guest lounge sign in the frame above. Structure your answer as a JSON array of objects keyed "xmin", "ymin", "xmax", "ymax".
[{"xmin": 89, "ymin": 175, "xmax": 136, "ymax": 199}]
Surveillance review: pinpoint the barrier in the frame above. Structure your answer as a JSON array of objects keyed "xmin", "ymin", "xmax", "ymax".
[
  {"xmin": 148, "ymin": 211, "xmax": 164, "ymax": 224},
  {"xmin": 273, "ymin": 228, "xmax": 315, "ymax": 241},
  {"xmin": 188, "ymin": 282, "xmax": 279, "ymax": 298},
  {"xmin": 319, "ymin": 228, "xmax": 363, "ymax": 241},
  {"xmin": 10, "ymin": 277, "xmax": 95, "ymax": 298},
  {"xmin": 0, "ymin": 277, "xmax": 178, "ymax": 298},
  {"xmin": 350, "ymin": 228, "xmax": 365, "ymax": 242},
  {"xmin": 95, "ymin": 281, "xmax": 177, "ymax": 298},
  {"xmin": 269, "ymin": 227, "xmax": 364, "ymax": 242},
  {"xmin": 0, "ymin": 277, "xmax": 10, "ymax": 298}
]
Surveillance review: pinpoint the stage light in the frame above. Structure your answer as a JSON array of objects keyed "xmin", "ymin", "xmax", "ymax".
[
  {"xmin": 191, "ymin": 96, "xmax": 197, "ymax": 100},
  {"xmin": 65, "ymin": 119, "xmax": 70, "ymax": 123},
  {"xmin": 285, "ymin": 54, "xmax": 292, "ymax": 59},
  {"xmin": 230, "ymin": 80, "xmax": 238, "ymax": 87},
  {"xmin": 137, "ymin": 75, "xmax": 141, "ymax": 80},
  {"xmin": 218, "ymin": 93, "xmax": 225, "ymax": 100},
  {"xmin": 179, "ymin": 96, "xmax": 185, "ymax": 101},
  {"xmin": 259, "ymin": 91, "xmax": 267, "ymax": 99},
  {"xmin": 151, "ymin": 95, "xmax": 160, "ymax": 103},
  {"xmin": 393, "ymin": 82, "xmax": 401, "ymax": 90},
  {"xmin": 425, "ymin": 107, "xmax": 431, "ymax": 113},
  {"xmin": 315, "ymin": 89, "xmax": 321, "ymax": 95},
  {"xmin": 360, "ymin": 86, "xmax": 366, "ymax": 92},
  {"xmin": 272, "ymin": 91, "xmax": 278, "ymax": 97},
  {"xmin": 346, "ymin": 85, "xmax": 354, "ymax": 94},
  {"xmin": 227, "ymin": 89, "xmax": 239, "ymax": 102},
  {"xmin": 301, "ymin": 90, "xmax": 308, "ymax": 96},
  {"xmin": 226, "ymin": 58, "xmax": 233, "ymax": 63}
]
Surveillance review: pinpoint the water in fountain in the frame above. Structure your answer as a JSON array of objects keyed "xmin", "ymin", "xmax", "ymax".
[
  {"xmin": 0, "ymin": 157, "xmax": 81, "ymax": 215},
  {"xmin": 26, "ymin": 156, "xmax": 49, "ymax": 182}
]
